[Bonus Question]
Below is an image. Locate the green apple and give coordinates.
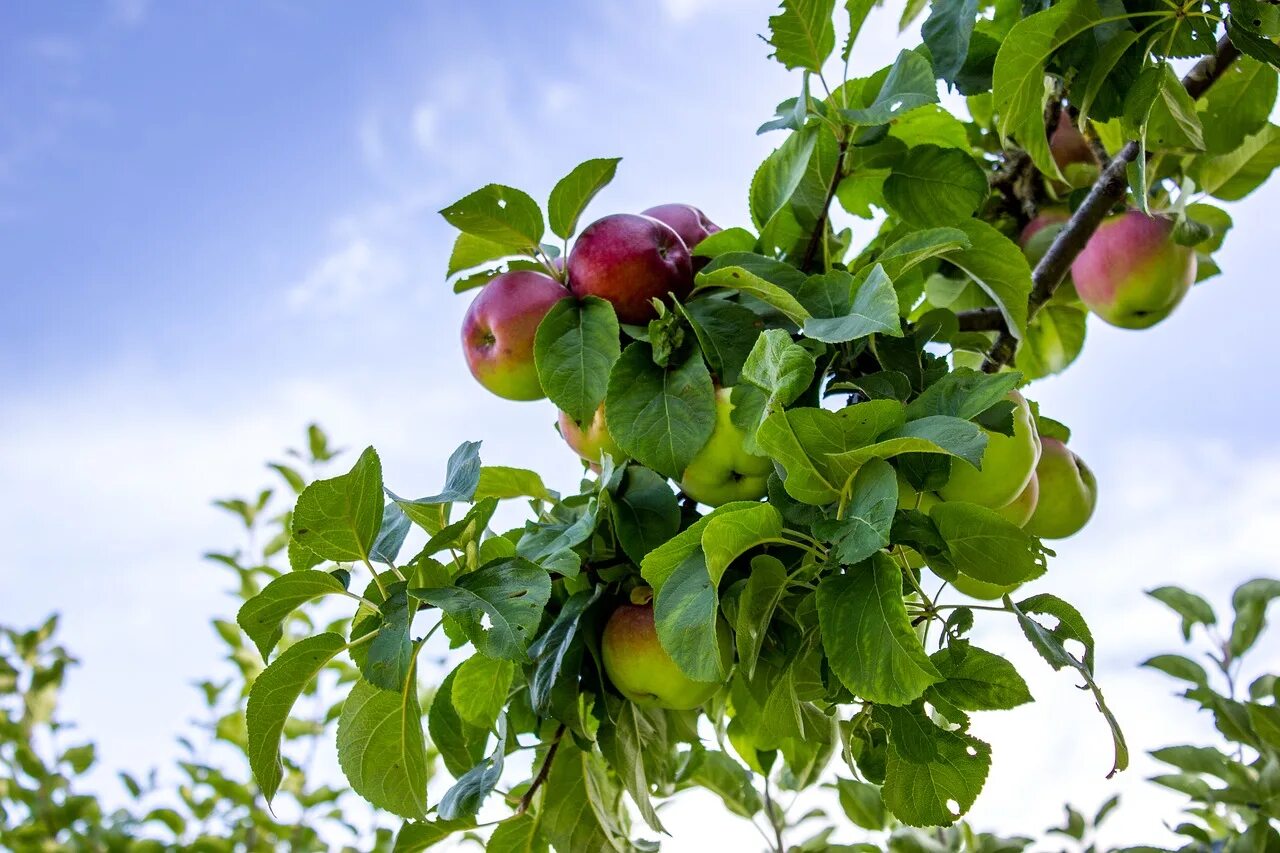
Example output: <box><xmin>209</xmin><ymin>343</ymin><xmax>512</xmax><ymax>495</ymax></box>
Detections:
<box><xmin>994</xmin><ymin>472</ymin><xmax>1039</xmax><ymax>527</ymax></box>
<box><xmin>1026</xmin><ymin>437</ymin><xmax>1097</xmax><ymax>539</ymax></box>
<box><xmin>557</xmin><ymin>403</ymin><xmax>623</xmax><ymax>464</ymax></box>
<box><xmin>679</xmin><ymin>387</ymin><xmax>772</xmax><ymax>506</ymax></box>
<box><xmin>950</xmin><ymin>572</ymin><xmax>1021</xmax><ymax>601</ymax></box>
<box><xmin>938</xmin><ymin>391</ymin><xmax>1042</xmax><ymax>508</ymax></box>
<box><xmin>896</xmin><ymin>472</ymin><xmax>941</xmax><ymax>513</ymax></box>
<box><xmin>601</xmin><ymin>602</ymin><xmax>725</xmax><ymax>710</ymax></box>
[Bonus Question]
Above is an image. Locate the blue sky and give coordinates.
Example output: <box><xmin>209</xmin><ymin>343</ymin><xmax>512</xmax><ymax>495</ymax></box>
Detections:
<box><xmin>2</xmin><ymin>1</ymin><xmax>1278</xmax><ymax>848</ymax></box>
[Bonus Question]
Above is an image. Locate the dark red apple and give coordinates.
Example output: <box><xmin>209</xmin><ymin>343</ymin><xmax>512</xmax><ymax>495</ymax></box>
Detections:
<box><xmin>461</xmin><ymin>270</ymin><xmax>568</xmax><ymax>400</ymax></box>
<box><xmin>567</xmin><ymin>213</ymin><xmax>693</xmax><ymax>324</ymax></box>
<box><xmin>641</xmin><ymin>204</ymin><xmax>721</xmax><ymax>270</ymax></box>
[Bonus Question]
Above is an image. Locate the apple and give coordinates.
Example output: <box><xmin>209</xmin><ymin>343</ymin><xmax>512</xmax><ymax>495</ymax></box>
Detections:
<box><xmin>1049</xmin><ymin>113</ymin><xmax>1100</xmax><ymax>187</ymax></box>
<box><xmin>994</xmin><ymin>473</ymin><xmax>1039</xmax><ymax>527</ymax></box>
<box><xmin>896</xmin><ymin>472</ymin><xmax>940</xmax><ymax>513</ymax></box>
<box><xmin>938</xmin><ymin>391</ymin><xmax>1042</xmax><ymax>509</ymax></box>
<box><xmin>1071</xmin><ymin>211</ymin><xmax>1196</xmax><ymax>329</ymax></box>
<box><xmin>567</xmin><ymin>213</ymin><xmax>693</xmax><ymax>324</ymax></box>
<box><xmin>1026</xmin><ymin>437</ymin><xmax>1097</xmax><ymax>539</ymax></box>
<box><xmin>950</xmin><ymin>572</ymin><xmax>1021</xmax><ymax>601</ymax></box>
<box><xmin>460</xmin><ymin>270</ymin><xmax>569</xmax><ymax>401</ymax></box>
<box><xmin>557</xmin><ymin>403</ymin><xmax>623</xmax><ymax>464</ymax></box>
<box><xmin>640</xmin><ymin>204</ymin><xmax>721</xmax><ymax>270</ymax></box>
<box><xmin>601</xmin><ymin>602</ymin><xmax>724</xmax><ymax>710</ymax></box>
<box><xmin>679</xmin><ymin>388</ymin><xmax>772</xmax><ymax>506</ymax></box>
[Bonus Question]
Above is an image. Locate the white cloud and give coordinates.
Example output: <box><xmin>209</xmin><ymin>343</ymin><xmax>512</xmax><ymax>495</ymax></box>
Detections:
<box><xmin>287</xmin><ymin>236</ymin><xmax>402</xmax><ymax>311</ymax></box>
<box><xmin>660</xmin><ymin>0</ymin><xmax>739</xmax><ymax>23</ymax></box>
<box><xmin>110</xmin><ymin>0</ymin><xmax>150</xmax><ymax>27</ymax></box>
<box><xmin>410</xmin><ymin>103</ymin><xmax>439</xmax><ymax>150</ymax></box>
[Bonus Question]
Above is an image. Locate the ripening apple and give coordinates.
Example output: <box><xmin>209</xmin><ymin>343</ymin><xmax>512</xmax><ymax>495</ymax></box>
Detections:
<box><xmin>641</xmin><ymin>204</ymin><xmax>721</xmax><ymax>270</ymax></box>
<box><xmin>1049</xmin><ymin>113</ymin><xmax>1100</xmax><ymax>187</ymax></box>
<box><xmin>938</xmin><ymin>391</ymin><xmax>1042</xmax><ymax>509</ymax></box>
<box><xmin>601</xmin><ymin>602</ymin><xmax>725</xmax><ymax>710</ymax></box>
<box><xmin>557</xmin><ymin>403</ymin><xmax>623</xmax><ymax>465</ymax></box>
<box><xmin>567</xmin><ymin>213</ymin><xmax>693</xmax><ymax>324</ymax></box>
<box><xmin>1071</xmin><ymin>211</ymin><xmax>1196</xmax><ymax>329</ymax></box>
<box><xmin>995</xmin><ymin>472</ymin><xmax>1039</xmax><ymax>527</ymax></box>
<box><xmin>460</xmin><ymin>270</ymin><xmax>569</xmax><ymax>400</ymax></box>
<box><xmin>679</xmin><ymin>388</ymin><xmax>773</xmax><ymax>506</ymax></box>
<box><xmin>1026</xmin><ymin>437</ymin><xmax>1097</xmax><ymax>539</ymax></box>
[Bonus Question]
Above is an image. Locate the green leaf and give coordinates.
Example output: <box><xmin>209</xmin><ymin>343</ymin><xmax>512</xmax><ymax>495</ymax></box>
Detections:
<box><xmin>1142</xmin><ymin>653</ymin><xmax>1209</xmax><ymax>687</ymax></box>
<box><xmin>818</xmin><ymin>554</ymin><xmax>942</xmax><ymax>705</ymax></box>
<box><xmin>390</xmin><ymin>440</ymin><xmax>482</xmax><ymax>522</ymax></box>
<box><xmin>246</xmin><ymin>633</ymin><xmax>345</xmax><ymax>802</ymax></box>
<box><xmin>1192</xmin><ymin>123</ymin><xmax>1280</xmax><ymax>201</ymax></box>
<box><xmin>813</xmin><ymin>459</ymin><xmax>898</xmax><ymax>564</ymax></box>
<box><xmin>598</xmin><ymin>701</ymin><xmax>665</xmax><ymax>832</ymax></box>
<box><xmin>487</xmin><ymin>813</ymin><xmax>547</xmax><ymax>853</ymax></box>
<box><xmin>639</xmin><ymin>501</ymin><xmax>762</xmax><ymax>592</ymax></box>
<box><xmin>904</xmin><ymin>368</ymin><xmax>1021</xmax><ymax>421</ymax></box>
<box><xmin>605</xmin><ymin>342</ymin><xmax>717</xmax><ymax>479</ymax></box>
<box><xmin>800</xmin><ymin>265</ymin><xmax>903</xmax><ymax>343</ymax></box>
<box><xmin>740</xmin><ymin>328</ymin><xmax>818</xmax><ymax>410</ymax></box>
<box><xmin>1126</xmin><ymin>63</ymin><xmax>1205</xmax><ymax>153</ymax></box>
<box><xmin>451</xmin><ymin>654</ymin><xmax>515</xmax><ymax>732</ymax></box>
<box><xmin>542</xmin><ymin>745</ymin><xmax>630</xmax><ymax>852</ymax></box>
<box><xmin>874</xmin><ymin>227</ymin><xmax>971</xmax><ymax>279</ymax></box>
<box><xmin>292</xmin><ymin>446</ymin><xmax>384</xmax><ymax>564</ymax></box>
<box><xmin>1016</xmin><ymin>304</ymin><xmax>1087</xmax><ymax>380</ymax></box>
<box><xmin>840</xmin><ymin>50</ymin><xmax>939</xmax><ymax>124</ymax></box>
<box><xmin>515</xmin><ymin>500</ymin><xmax>598</xmax><ymax>575</ymax></box>
<box><xmin>825</xmin><ymin>415</ymin><xmax>988</xmax><ymax>484</ymax></box>
<box><xmin>392</xmin><ymin>818</ymin><xmax>475</xmax><ymax>853</ymax></box>
<box><xmin>736</xmin><ymin>555</ymin><xmax>790</xmax><ymax>678</ymax></box>
<box><xmin>337</xmin><ymin>675</ymin><xmax>431</xmax><ymax>820</ymax></box>
<box><xmin>993</xmin><ymin>0</ymin><xmax>1095</xmax><ymax>181</ymax></box>
<box><xmin>420</xmin><ymin>497</ymin><xmax>498</xmax><ymax>557</ymax></box>
<box><xmin>843</xmin><ymin>0</ymin><xmax>876</xmax><ymax>60</ymax></box>
<box><xmin>429</xmin><ymin>667</ymin><xmax>489</xmax><ymax>777</ymax></box>
<box><xmin>371</xmin><ymin>502</ymin><xmax>412</xmax><ymax>566</ymax></box>
<box><xmin>941</xmin><ymin>219</ymin><xmax>1032</xmax><ymax>338</ymax></box>
<box><xmin>534</xmin><ymin>297</ymin><xmax>620</xmax><ymax>425</ymax></box>
<box><xmin>1230</xmin><ymin>577</ymin><xmax>1280</xmax><ymax>657</ymax></box>
<box><xmin>883</xmin><ymin>145</ymin><xmax>987</xmax><ymax>228</ymax></box>
<box><xmin>447</xmin><ymin>232</ymin><xmax>519</xmax><ymax>278</ymax></box>
<box><xmin>1147</xmin><ymin>585</ymin><xmax>1217</xmax><ymax>640</ymax></box>
<box><xmin>695</xmin><ymin>262</ymin><xmax>812</xmax><ymax>326</ymax></box>
<box><xmin>880</xmin><ymin>706</ymin><xmax>991</xmax><ymax>826</ymax></box>
<box><xmin>1197</xmin><ymin>57</ymin><xmax>1278</xmax><ymax>155</ymax></box>
<box><xmin>681</xmin><ymin>297</ymin><xmax>764</xmax><ymax>387</ymax></box>
<box><xmin>236</xmin><ymin>570</ymin><xmax>348</xmax><ymax>661</ymax></box>
<box><xmin>693</xmin><ymin>227</ymin><xmax>758</xmax><ymax>259</ymax></box>
<box><xmin>922</xmin><ymin>0</ymin><xmax>979</xmax><ymax>85</ymax></box>
<box><xmin>548</xmin><ymin>158</ymin><xmax>621</xmax><ymax>240</ymax></box>
<box><xmin>930</xmin><ymin>502</ymin><xmax>1046</xmax><ymax>585</ymax></box>
<box><xmin>767</xmin><ymin>0</ymin><xmax>837</xmax><ymax>72</ymax></box>
<box><xmin>835</xmin><ymin>778</ymin><xmax>888</xmax><ymax>830</ymax></box>
<box><xmin>410</xmin><ymin>558</ymin><xmax>552</xmax><ymax>661</ymax></box>
<box><xmin>679</xmin><ymin>749</ymin><xmax>763</xmax><ymax>816</ymax></box>
<box><xmin>438</xmin><ymin>716</ymin><xmax>507</xmax><ymax>821</ymax></box>
<box><xmin>751</xmin><ymin>125</ymin><xmax>821</xmax><ymax>230</ymax></box>
<box><xmin>475</xmin><ymin>466</ymin><xmax>552</xmax><ymax>502</ymax></box>
<box><xmin>611</xmin><ymin>466</ymin><xmax>681</xmax><ymax>565</ymax></box>
<box><xmin>364</xmin><ymin>586</ymin><xmax>414</xmax><ymax>691</ymax></box>
<box><xmin>928</xmin><ymin>642</ymin><xmax>1033</xmax><ymax>710</ymax></box>
<box><xmin>702</xmin><ymin>503</ymin><xmax>785</xmax><ymax>583</ymax></box>
<box><xmin>440</xmin><ymin>184</ymin><xmax>544</xmax><ymax>250</ymax></box>
<box><xmin>528</xmin><ymin>587</ymin><xmax>601</xmax><ymax>716</ymax></box>
<box><xmin>655</xmin><ymin>551</ymin><xmax>726</xmax><ymax>682</ymax></box>
<box><xmin>1228</xmin><ymin>15</ymin><xmax>1280</xmax><ymax>67</ymax></box>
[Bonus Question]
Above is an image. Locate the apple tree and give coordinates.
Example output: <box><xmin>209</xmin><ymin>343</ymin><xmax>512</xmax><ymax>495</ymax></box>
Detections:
<box><xmin>233</xmin><ymin>0</ymin><xmax>1280</xmax><ymax>848</ymax></box>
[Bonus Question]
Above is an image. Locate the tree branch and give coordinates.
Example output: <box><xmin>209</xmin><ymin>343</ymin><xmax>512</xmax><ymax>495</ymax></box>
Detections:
<box><xmin>957</xmin><ymin>306</ymin><xmax>1006</xmax><ymax>332</ymax></box>
<box><xmin>516</xmin><ymin>723</ymin><xmax>566</xmax><ymax>815</ymax></box>
<box><xmin>800</xmin><ymin>137</ymin><xmax>850</xmax><ymax>272</ymax></box>
<box><xmin>974</xmin><ymin>33</ymin><xmax>1241</xmax><ymax>373</ymax></box>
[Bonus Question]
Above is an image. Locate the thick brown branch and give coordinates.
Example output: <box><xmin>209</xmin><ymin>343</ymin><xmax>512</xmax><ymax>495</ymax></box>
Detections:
<box><xmin>957</xmin><ymin>306</ymin><xmax>1006</xmax><ymax>332</ymax></box>
<box><xmin>516</xmin><ymin>723</ymin><xmax>566</xmax><ymax>815</ymax></box>
<box><xmin>978</xmin><ymin>34</ymin><xmax>1241</xmax><ymax>373</ymax></box>
<box><xmin>800</xmin><ymin>137</ymin><xmax>850</xmax><ymax>272</ymax></box>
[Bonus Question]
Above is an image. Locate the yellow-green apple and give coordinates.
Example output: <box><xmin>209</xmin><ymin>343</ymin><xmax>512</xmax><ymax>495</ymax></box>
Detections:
<box><xmin>601</xmin><ymin>602</ymin><xmax>724</xmax><ymax>710</ymax></box>
<box><xmin>557</xmin><ymin>403</ymin><xmax>623</xmax><ymax>464</ymax></box>
<box><xmin>950</xmin><ymin>572</ymin><xmax>1022</xmax><ymax>601</ymax></box>
<box><xmin>641</xmin><ymin>204</ymin><xmax>721</xmax><ymax>270</ymax></box>
<box><xmin>461</xmin><ymin>270</ymin><xmax>569</xmax><ymax>400</ymax></box>
<box><xmin>938</xmin><ymin>391</ymin><xmax>1042</xmax><ymax>508</ymax></box>
<box><xmin>567</xmin><ymin>213</ymin><xmax>693</xmax><ymax>324</ymax></box>
<box><xmin>1026</xmin><ymin>437</ymin><xmax>1097</xmax><ymax>538</ymax></box>
<box><xmin>679</xmin><ymin>388</ymin><xmax>772</xmax><ymax>506</ymax></box>
<box><xmin>1071</xmin><ymin>211</ymin><xmax>1196</xmax><ymax>329</ymax></box>
<box><xmin>995</xmin><ymin>472</ymin><xmax>1039</xmax><ymax>527</ymax></box>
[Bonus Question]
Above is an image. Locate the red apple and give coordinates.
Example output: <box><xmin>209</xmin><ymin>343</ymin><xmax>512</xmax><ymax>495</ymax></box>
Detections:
<box><xmin>640</xmin><ymin>204</ymin><xmax>721</xmax><ymax>270</ymax></box>
<box><xmin>460</xmin><ymin>270</ymin><xmax>568</xmax><ymax>401</ymax></box>
<box><xmin>567</xmin><ymin>213</ymin><xmax>693</xmax><ymax>324</ymax></box>
<box><xmin>1050</xmin><ymin>113</ymin><xmax>1100</xmax><ymax>186</ymax></box>
<box><xmin>1071</xmin><ymin>211</ymin><xmax>1196</xmax><ymax>329</ymax></box>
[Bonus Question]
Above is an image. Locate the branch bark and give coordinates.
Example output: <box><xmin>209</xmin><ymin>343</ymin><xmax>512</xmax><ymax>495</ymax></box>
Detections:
<box><xmin>972</xmin><ymin>33</ymin><xmax>1241</xmax><ymax>373</ymax></box>
<box><xmin>516</xmin><ymin>723</ymin><xmax>566</xmax><ymax>815</ymax></box>
<box><xmin>800</xmin><ymin>137</ymin><xmax>851</xmax><ymax>272</ymax></box>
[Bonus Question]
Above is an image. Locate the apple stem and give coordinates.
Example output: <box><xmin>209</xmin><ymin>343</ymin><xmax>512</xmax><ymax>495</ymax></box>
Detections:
<box><xmin>963</xmin><ymin>33</ymin><xmax>1241</xmax><ymax>373</ymax></box>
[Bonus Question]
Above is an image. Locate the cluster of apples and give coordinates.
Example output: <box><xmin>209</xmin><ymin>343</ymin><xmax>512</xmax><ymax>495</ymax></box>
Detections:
<box><xmin>1029</xmin><ymin>117</ymin><xmax>1198</xmax><ymax>330</ymax></box>
<box><xmin>899</xmin><ymin>391</ymin><xmax>1097</xmax><ymax>599</ymax></box>
<box><xmin>461</xmin><ymin>203</ymin><xmax>773</xmax><ymax>508</ymax></box>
